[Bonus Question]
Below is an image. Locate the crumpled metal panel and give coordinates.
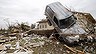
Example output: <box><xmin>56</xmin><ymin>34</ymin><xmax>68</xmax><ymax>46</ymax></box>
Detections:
<box><xmin>47</xmin><ymin>2</ymin><xmax>73</xmax><ymax>20</ymax></box>
<box><xmin>61</xmin><ymin>22</ymin><xmax>87</xmax><ymax>34</ymax></box>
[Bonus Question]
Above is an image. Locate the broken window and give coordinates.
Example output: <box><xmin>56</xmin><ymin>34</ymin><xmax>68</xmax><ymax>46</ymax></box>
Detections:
<box><xmin>47</xmin><ymin>19</ymin><xmax>52</xmax><ymax>26</ymax></box>
<box><xmin>60</xmin><ymin>16</ymin><xmax>76</xmax><ymax>29</ymax></box>
<box><xmin>53</xmin><ymin>16</ymin><xmax>59</xmax><ymax>26</ymax></box>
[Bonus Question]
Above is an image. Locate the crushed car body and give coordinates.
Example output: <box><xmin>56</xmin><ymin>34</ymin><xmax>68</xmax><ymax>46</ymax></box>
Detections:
<box><xmin>45</xmin><ymin>2</ymin><xmax>96</xmax><ymax>45</ymax></box>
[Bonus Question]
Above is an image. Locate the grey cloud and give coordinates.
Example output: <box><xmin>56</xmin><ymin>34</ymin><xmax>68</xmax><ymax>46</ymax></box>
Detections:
<box><xmin>0</xmin><ymin>0</ymin><xmax>96</xmax><ymax>28</ymax></box>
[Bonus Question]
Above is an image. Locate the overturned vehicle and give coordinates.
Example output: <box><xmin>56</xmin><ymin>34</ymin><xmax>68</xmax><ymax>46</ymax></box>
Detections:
<box><xmin>45</xmin><ymin>2</ymin><xmax>96</xmax><ymax>45</ymax></box>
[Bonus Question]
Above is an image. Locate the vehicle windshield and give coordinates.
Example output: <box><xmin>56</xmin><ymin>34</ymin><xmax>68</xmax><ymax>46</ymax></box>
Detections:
<box><xmin>60</xmin><ymin>16</ymin><xmax>76</xmax><ymax>29</ymax></box>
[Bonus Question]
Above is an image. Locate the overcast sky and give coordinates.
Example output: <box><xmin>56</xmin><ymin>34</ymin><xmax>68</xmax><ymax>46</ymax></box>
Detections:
<box><xmin>0</xmin><ymin>0</ymin><xmax>96</xmax><ymax>28</ymax></box>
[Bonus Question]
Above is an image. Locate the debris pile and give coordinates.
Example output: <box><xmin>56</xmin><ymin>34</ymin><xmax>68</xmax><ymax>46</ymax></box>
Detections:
<box><xmin>0</xmin><ymin>2</ymin><xmax>96</xmax><ymax>54</ymax></box>
<box><xmin>0</xmin><ymin>27</ymin><xmax>96</xmax><ymax>54</ymax></box>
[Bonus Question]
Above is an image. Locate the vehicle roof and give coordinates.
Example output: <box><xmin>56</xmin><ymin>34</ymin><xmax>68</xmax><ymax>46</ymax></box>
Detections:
<box><xmin>47</xmin><ymin>2</ymin><xmax>73</xmax><ymax>20</ymax></box>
